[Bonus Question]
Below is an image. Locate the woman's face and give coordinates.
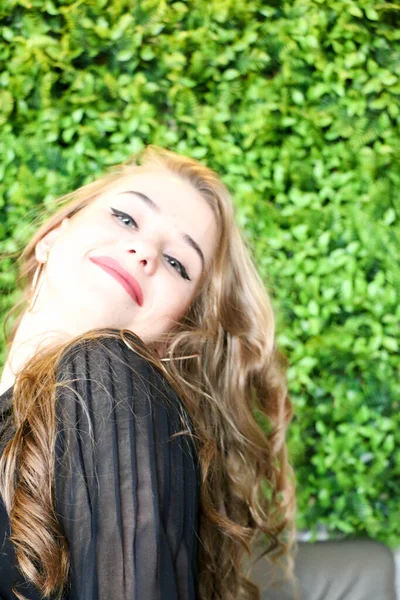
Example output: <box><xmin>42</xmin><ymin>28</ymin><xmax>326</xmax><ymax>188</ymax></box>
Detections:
<box><xmin>33</xmin><ymin>169</ymin><xmax>218</xmax><ymax>345</ymax></box>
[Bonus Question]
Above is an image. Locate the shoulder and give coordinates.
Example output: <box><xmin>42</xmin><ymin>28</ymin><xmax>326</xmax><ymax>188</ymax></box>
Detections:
<box><xmin>57</xmin><ymin>329</ymin><xmax>150</xmax><ymax>382</ymax></box>
<box><xmin>55</xmin><ymin>329</ymin><xmax>194</xmax><ymax>435</ymax></box>
<box><xmin>57</xmin><ymin>330</ymin><xmax>161</xmax><ymax>393</ymax></box>
<box><xmin>54</xmin><ymin>330</ymin><xmax>199</xmax><ymax>484</ymax></box>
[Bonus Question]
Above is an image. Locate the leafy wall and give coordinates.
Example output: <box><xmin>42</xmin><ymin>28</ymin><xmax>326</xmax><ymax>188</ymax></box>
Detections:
<box><xmin>1</xmin><ymin>0</ymin><xmax>399</xmax><ymax>546</ymax></box>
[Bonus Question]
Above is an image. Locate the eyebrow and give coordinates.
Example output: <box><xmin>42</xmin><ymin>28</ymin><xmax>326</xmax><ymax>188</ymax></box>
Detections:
<box><xmin>117</xmin><ymin>190</ymin><xmax>205</xmax><ymax>272</ymax></box>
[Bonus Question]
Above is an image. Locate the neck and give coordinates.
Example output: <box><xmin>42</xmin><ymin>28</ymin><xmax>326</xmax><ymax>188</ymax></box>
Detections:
<box><xmin>0</xmin><ymin>310</ymin><xmax>69</xmax><ymax>394</ymax></box>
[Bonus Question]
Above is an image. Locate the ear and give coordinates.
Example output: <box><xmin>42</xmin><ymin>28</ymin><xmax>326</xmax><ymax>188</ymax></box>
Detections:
<box><xmin>34</xmin><ymin>217</ymin><xmax>70</xmax><ymax>262</ymax></box>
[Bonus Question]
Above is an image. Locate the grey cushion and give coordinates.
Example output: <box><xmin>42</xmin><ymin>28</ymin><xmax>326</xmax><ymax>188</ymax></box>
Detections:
<box><xmin>249</xmin><ymin>538</ymin><xmax>396</xmax><ymax>600</ymax></box>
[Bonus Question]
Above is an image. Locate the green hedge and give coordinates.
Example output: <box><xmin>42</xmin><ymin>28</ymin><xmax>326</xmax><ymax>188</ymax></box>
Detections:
<box><xmin>1</xmin><ymin>0</ymin><xmax>399</xmax><ymax>547</ymax></box>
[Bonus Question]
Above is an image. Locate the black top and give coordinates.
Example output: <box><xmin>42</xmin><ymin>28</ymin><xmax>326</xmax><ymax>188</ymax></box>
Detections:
<box><xmin>0</xmin><ymin>332</ymin><xmax>200</xmax><ymax>599</ymax></box>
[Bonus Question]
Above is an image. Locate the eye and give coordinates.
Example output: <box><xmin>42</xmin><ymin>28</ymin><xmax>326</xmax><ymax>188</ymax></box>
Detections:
<box><xmin>110</xmin><ymin>207</ymin><xmax>191</xmax><ymax>281</ymax></box>
<box><xmin>111</xmin><ymin>207</ymin><xmax>137</xmax><ymax>229</ymax></box>
<box><xmin>164</xmin><ymin>255</ymin><xmax>191</xmax><ymax>281</ymax></box>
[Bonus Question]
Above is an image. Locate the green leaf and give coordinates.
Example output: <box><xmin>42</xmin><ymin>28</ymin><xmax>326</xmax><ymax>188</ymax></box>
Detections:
<box><xmin>116</xmin><ymin>49</ymin><xmax>135</xmax><ymax>62</ymax></box>
<box><xmin>223</xmin><ymin>69</ymin><xmax>240</xmax><ymax>80</ymax></box>
<box><xmin>140</xmin><ymin>47</ymin><xmax>155</xmax><ymax>61</ymax></box>
<box><xmin>348</xmin><ymin>5</ymin><xmax>363</xmax><ymax>18</ymax></box>
<box><xmin>365</xmin><ymin>8</ymin><xmax>379</xmax><ymax>20</ymax></box>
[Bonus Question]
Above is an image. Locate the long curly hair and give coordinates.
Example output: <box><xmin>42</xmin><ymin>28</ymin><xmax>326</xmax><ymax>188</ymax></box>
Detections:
<box><xmin>0</xmin><ymin>145</ymin><xmax>296</xmax><ymax>600</ymax></box>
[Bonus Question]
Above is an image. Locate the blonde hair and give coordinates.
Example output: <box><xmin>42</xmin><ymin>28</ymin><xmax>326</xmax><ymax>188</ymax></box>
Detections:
<box><xmin>0</xmin><ymin>145</ymin><xmax>296</xmax><ymax>600</ymax></box>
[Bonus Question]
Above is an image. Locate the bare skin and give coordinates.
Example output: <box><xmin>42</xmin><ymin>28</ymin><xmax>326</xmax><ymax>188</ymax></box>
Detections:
<box><xmin>0</xmin><ymin>170</ymin><xmax>218</xmax><ymax>395</ymax></box>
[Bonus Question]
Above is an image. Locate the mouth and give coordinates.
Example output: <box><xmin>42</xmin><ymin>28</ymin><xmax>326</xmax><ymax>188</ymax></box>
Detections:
<box><xmin>89</xmin><ymin>256</ymin><xmax>143</xmax><ymax>306</ymax></box>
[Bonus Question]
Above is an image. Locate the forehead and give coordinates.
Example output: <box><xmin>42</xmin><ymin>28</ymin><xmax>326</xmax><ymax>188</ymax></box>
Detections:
<box><xmin>102</xmin><ymin>170</ymin><xmax>204</xmax><ymax>206</ymax></box>
<box><xmin>93</xmin><ymin>169</ymin><xmax>218</xmax><ymax>259</ymax></box>
<box><xmin>100</xmin><ymin>169</ymin><xmax>213</xmax><ymax>219</ymax></box>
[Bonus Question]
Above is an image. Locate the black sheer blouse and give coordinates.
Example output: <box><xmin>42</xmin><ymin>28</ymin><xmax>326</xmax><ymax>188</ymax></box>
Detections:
<box><xmin>0</xmin><ymin>332</ymin><xmax>200</xmax><ymax>599</ymax></box>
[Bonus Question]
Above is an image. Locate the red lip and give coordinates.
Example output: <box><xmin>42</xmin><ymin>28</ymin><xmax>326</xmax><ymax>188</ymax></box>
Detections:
<box><xmin>89</xmin><ymin>256</ymin><xmax>143</xmax><ymax>306</ymax></box>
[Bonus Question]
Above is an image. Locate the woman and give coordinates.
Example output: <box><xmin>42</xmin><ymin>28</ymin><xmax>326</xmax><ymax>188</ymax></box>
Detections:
<box><xmin>0</xmin><ymin>146</ymin><xmax>295</xmax><ymax>600</ymax></box>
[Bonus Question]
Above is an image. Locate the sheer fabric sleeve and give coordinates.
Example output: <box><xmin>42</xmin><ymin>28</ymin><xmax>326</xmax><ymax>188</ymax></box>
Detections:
<box><xmin>54</xmin><ymin>333</ymin><xmax>200</xmax><ymax>600</ymax></box>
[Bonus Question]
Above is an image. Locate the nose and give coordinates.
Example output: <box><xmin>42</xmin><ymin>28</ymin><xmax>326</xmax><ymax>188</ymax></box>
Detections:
<box><xmin>127</xmin><ymin>240</ymin><xmax>158</xmax><ymax>275</ymax></box>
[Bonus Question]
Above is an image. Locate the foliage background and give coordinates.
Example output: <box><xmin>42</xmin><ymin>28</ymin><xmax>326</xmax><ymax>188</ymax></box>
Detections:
<box><xmin>1</xmin><ymin>0</ymin><xmax>399</xmax><ymax>547</ymax></box>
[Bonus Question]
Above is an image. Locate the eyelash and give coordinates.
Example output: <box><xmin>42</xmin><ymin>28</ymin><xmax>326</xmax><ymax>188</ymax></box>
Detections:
<box><xmin>110</xmin><ymin>207</ymin><xmax>191</xmax><ymax>281</ymax></box>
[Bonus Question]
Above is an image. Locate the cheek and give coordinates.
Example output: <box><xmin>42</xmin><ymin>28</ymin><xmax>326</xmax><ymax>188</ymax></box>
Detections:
<box><xmin>153</xmin><ymin>279</ymin><xmax>193</xmax><ymax>319</ymax></box>
<box><xmin>45</xmin><ymin>246</ymin><xmax>78</xmax><ymax>294</ymax></box>
<box><xmin>46</xmin><ymin>230</ymin><xmax>90</xmax><ymax>284</ymax></box>
<box><xmin>50</xmin><ymin>219</ymin><xmax>107</xmax><ymax>265</ymax></box>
